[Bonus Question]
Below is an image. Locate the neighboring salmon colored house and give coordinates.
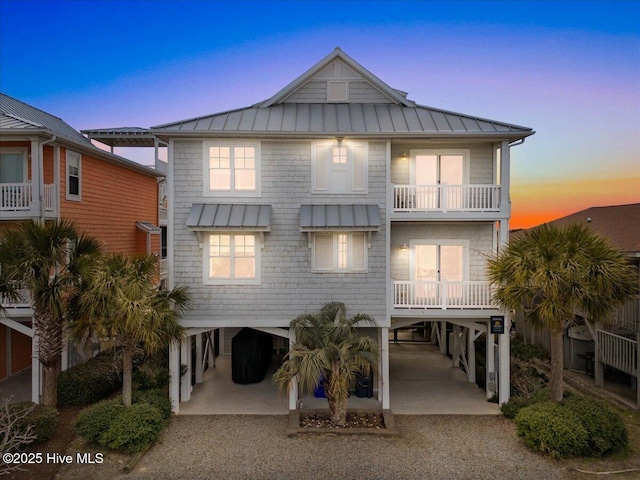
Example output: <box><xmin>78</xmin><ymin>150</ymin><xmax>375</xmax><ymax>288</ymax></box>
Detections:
<box><xmin>0</xmin><ymin>93</ymin><xmax>165</xmax><ymax>401</ymax></box>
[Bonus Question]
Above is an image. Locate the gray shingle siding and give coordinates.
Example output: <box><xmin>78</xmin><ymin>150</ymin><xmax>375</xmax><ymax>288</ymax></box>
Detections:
<box><xmin>173</xmin><ymin>140</ymin><xmax>387</xmax><ymax>327</ymax></box>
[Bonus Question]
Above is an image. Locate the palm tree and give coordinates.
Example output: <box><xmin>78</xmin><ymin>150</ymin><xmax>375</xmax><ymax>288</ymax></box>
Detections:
<box><xmin>273</xmin><ymin>302</ymin><xmax>378</xmax><ymax>426</ymax></box>
<box><xmin>0</xmin><ymin>220</ymin><xmax>101</xmax><ymax>406</ymax></box>
<box><xmin>487</xmin><ymin>223</ymin><xmax>638</xmax><ymax>402</ymax></box>
<box><xmin>69</xmin><ymin>254</ymin><xmax>189</xmax><ymax>406</ymax></box>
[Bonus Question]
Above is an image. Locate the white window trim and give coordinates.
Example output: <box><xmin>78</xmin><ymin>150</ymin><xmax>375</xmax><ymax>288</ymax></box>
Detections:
<box><xmin>203</xmin><ymin>232</ymin><xmax>261</xmax><ymax>285</ymax></box>
<box><xmin>409</xmin><ymin>148</ymin><xmax>471</xmax><ymax>185</ymax></box>
<box><xmin>409</xmin><ymin>239</ymin><xmax>470</xmax><ymax>281</ymax></box>
<box><xmin>65</xmin><ymin>150</ymin><xmax>81</xmax><ymax>201</ymax></box>
<box><xmin>202</xmin><ymin>141</ymin><xmax>261</xmax><ymax>197</ymax></box>
<box><xmin>311</xmin><ymin>140</ymin><xmax>368</xmax><ymax>194</ymax></box>
<box><xmin>0</xmin><ymin>147</ymin><xmax>28</xmax><ymax>182</ymax></box>
<box><xmin>312</xmin><ymin>231</ymin><xmax>368</xmax><ymax>273</ymax></box>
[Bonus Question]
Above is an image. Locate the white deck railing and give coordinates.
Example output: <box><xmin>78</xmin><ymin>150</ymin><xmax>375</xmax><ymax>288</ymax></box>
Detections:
<box><xmin>1</xmin><ymin>183</ymin><xmax>55</xmax><ymax>212</ymax></box>
<box><xmin>597</xmin><ymin>330</ymin><xmax>637</xmax><ymax>376</ymax></box>
<box><xmin>394</xmin><ymin>184</ymin><xmax>501</xmax><ymax>212</ymax></box>
<box><xmin>1</xmin><ymin>288</ymin><xmax>32</xmax><ymax>309</ymax></box>
<box><xmin>393</xmin><ymin>281</ymin><xmax>495</xmax><ymax>309</ymax></box>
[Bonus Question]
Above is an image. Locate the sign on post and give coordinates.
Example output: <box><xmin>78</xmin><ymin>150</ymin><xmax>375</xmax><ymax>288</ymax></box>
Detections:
<box><xmin>490</xmin><ymin>315</ymin><xmax>505</xmax><ymax>334</ymax></box>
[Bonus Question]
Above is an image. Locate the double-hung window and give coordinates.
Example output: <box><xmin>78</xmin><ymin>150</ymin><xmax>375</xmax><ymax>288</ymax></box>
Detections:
<box><xmin>66</xmin><ymin>150</ymin><xmax>81</xmax><ymax>201</ymax></box>
<box><xmin>204</xmin><ymin>142</ymin><xmax>260</xmax><ymax>196</ymax></box>
<box><xmin>313</xmin><ymin>232</ymin><xmax>367</xmax><ymax>273</ymax></box>
<box><xmin>312</xmin><ymin>141</ymin><xmax>367</xmax><ymax>194</ymax></box>
<box><xmin>205</xmin><ymin>233</ymin><xmax>260</xmax><ymax>285</ymax></box>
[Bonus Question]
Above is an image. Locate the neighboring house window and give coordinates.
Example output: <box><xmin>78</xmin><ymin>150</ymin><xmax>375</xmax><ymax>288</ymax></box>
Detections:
<box><xmin>0</xmin><ymin>147</ymin><xmax>28</xmax><ymax>210</ymax></box>
<box><xmin>312</xmin><ymin>141</ymin><xmax>367</xmax><ymax>194</ymax></box>
<box><xmin>204</xmin><ymin>233</ymin><xmax>261</xmax><ymax>285</ymax></box>
<box><xmin>312</xmin><ymin>232</ymin><xmax>367</xmax><ymax>273</ymax></box>
<box><xmin>66</xmin><ymin>151</ymin><xmax>81</xmax><ymax>201</ymax></box>
<box><xmin>204</xmin><ymin>142</ymin><xmax>261</xmax><ymax>196</ymax></box>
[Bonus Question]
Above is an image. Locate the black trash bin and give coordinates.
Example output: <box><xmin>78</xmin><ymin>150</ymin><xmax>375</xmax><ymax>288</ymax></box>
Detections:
<box><xmin>231</xmin><ymin>328</ymin><xmax>273</xmax><ymax>384</ymax></box>
<box><xmin>355</xmin><ymin>369</ymin><xmax>374</xmax><ymax>398</ymax></box>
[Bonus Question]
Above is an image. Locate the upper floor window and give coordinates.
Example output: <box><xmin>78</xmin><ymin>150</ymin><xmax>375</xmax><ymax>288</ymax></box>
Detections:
<box><xmin>66</xmin><ymin>150</ymin><xmax>81</xmax><ymax>201</ymax></box>
<box><xmin>312</xmin><ymin>141</ymin><xmax>367</xmax><ymax>194</ymax></box>
<box><xmin>312</xmin><ymin>232</ymin><xmax>367</xmax><ymax>273</ymax></box>
<box><xmin>204</xmin><ymin>233</ymin><xmax>261</xmax><ymax>285</ymax></box>
<box><xmin>204</xmin><ymin>142</ymin><xmax>261</xmax><ymax>197</ymax></box>
<box><xmin>0</xmin><ymin>147</ymin><xmax>27</xmax><ymax>184</ymax></box>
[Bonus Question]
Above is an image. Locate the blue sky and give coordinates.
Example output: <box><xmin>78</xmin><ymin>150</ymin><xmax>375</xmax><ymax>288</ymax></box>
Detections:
<box><xmin>1</xmin><ymin>0</ymin><xmax>638</xmax><ymax>227</ymax></box>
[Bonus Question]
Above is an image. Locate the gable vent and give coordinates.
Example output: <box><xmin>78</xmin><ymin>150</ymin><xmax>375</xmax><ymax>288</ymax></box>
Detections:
<box><xmin>328</xmin><ymin>81</ymin><xmax>348</xmax><ymax>102</ymax></box>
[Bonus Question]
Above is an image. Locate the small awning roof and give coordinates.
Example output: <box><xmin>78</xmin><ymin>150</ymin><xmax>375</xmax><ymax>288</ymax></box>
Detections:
<box><xmin>136</xmin><ymin>221</ymin><xmax>161</xmax><ymax>233</ymax></box>
<box><xmin>300</xmin><ymin>205</ymin><xmax>380</xmax><ymax>231</ymax></box>
<box><xmin>186</xmin><ymin>204</ymin><xmax>271</xmax><ymax>231</ymax></box>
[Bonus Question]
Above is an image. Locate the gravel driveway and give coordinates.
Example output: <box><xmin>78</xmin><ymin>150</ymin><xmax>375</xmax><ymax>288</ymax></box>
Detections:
<box><xmin>60</xmin><ymin>414</ymin><xmax>569</xmax><ymax>480</ymax></box>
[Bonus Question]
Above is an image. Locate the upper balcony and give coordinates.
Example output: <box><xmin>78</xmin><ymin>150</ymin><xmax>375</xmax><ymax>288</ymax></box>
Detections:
<box><xmin>391</xmin><ymin>184</ymin><xmax>504</xmax><ymax>221</ymax></box>
<box><xmin>392</xmin><ymin>280</ymin><xmax>499</xmax><ymax>318</ymax></box>
<box><xmin>0</xmin><ymin>183</ymin><xmax>57</xmax><ymax>220</ymax></box>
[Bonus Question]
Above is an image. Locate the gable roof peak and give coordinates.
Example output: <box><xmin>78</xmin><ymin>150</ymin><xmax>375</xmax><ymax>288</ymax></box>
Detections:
<box><xmin>259</xmin><ymin>48</ymin><xmax>415</xmax><ymax>108</ymax></box>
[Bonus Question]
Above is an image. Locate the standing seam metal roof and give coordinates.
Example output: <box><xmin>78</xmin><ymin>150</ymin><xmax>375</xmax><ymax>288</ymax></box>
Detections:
<box><xmin>151</xmin><ymin>103</ymin><xmax>532</xmax><ymax>136</ymax></box>
<box><xmin>300</xmin><ymin>205</ymin><xmax>381</xmax><ymax>230</ymax></box>
<box><xmin>186</xmin><ymin>204</ymin><xmax>272</xmax><ymax>231</ymax></box>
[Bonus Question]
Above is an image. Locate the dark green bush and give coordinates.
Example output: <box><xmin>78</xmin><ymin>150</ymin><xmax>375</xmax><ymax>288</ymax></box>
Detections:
<box><xmin>57</xmin><ymin>349</ymin><xmax>123</xmax><ymax>406</ymax></box>
<box><xmin>133</xmin><ymin>389</ymin><xmax>172</xmax><ymax>420</ymax></box>
<box><xmin>515</xmin><ymin>401</ymin><xmax>589</xmax><ymax>458</ymax></box>
<box><xmin>74</xmin><ymin>399</ymin><xmax>124</xmax><ymax>444</ymax></box>
<box><xmin>99</xmin><ymin>404</ymin><xmax>165</xmax><ymax>454</ymax></box>
<box><xmin>501</xmin><ymin>389</ymin><xmax>551</xmax><ymax>419</ymax></box>
<box><xmin>563</xmin><ymin>395</ymin><xmax>628</xmax><ymax>456</ymax></box>
<box><xmin>511</xmin><ymin>338</ymin><xmax>549</xmax><ymax>361</ymax></box>
<box><xmin>9</xmin><ymin>402</ymin><xmax>58</xmax><ymax>443</ymax></box>
<box><xmin>132</xmin><ymin>357</ymin><xmax>170</xmax><ymax>391</ymax></box>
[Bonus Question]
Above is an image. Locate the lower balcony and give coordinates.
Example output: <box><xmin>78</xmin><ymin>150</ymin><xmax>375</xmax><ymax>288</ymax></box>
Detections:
<box><xmin>393</xmin><ymin>280</ymin><xmax>496</xmax><ymax>310</ymax></box>
<box><xmin>0</xmin><ymin>183</ymin><xmax>56</xmax><ymax>219</ymax></box>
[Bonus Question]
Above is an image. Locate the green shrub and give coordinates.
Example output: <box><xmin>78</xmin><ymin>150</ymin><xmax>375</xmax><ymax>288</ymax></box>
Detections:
<box><xmin>501</xmin><ymin>389</ymin><xmax>551</xmax><ymax>419</ymax></box>
<box><xmin>515</xmin><ymin>401</ymin><xmax>589</xmax><ymax>458</ymax></box>
<box><xmin>99</xmin><ymin>404</ymin><xmax>165</xmax><ymax>454</ymax></box>
<box><xmin>8</xmin><ymin>402</ymin><xmax>58</xmax><ymax>443</ymax></box>
<box><xmin>58</xmin><ymin>349</ymin><xmax>123</xmax><ymax>406</ymax></box>
<box><xmin>74</xmin><ymin>399</ymin><xmax>124</xmax><ymax>444</ymax></box>
<box><xmin>133</xmin><ymin>389</ymin><xmax>172</xmax><ymax>420</ymax></box>
<box><xmin>563</xmin><ymin>395</ymin><xmax>628</xmax><ymax>456</ymax></box>
<box><xmin>511</xmin><ymin>338</ymin><xmax>549</xmax><ymax>361</ymax></box>
<box><xmin>132</xmin><ymin>359</ymin><xmax>170</xmax><ymax>391</ymax></box>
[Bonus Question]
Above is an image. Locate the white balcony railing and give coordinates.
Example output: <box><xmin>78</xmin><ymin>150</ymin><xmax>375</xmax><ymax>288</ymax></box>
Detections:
<box><xmin>1</xmin><ymin>288</ymin><xmax>32</xmax><ymax>309</ymax></box>
<box><xmin>1</xmin><ymin>183</ymin><xmax>55</xmax><ymax>212</ymax></box>
<box><xmin>393</xmin><ymin>281</ymin><xmax>495</xmax><ymax>309</ymax></box>
<box><xmin>597</xmin><ymin>330</ymin><xmax>637</xmax><ymax>376</ymax></box>
<box><xmin>394</xmin><ymin>184</ymin><xmax>501</xmax><ymax>212</ymax></box>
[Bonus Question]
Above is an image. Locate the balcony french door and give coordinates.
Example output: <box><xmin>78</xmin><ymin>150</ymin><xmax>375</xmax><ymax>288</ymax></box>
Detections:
<box><xmin>412</xmin><ymin>241</ymin><xmax>466</xmax><ymax>301</ymax></box>
<box><xmin>411</xmin><ymin>152</ymin><xmax>464</xmax><ymax>209</ymax></box>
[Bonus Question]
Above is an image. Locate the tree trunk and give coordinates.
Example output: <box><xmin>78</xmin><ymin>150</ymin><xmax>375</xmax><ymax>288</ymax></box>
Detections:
<box><xmin>122</xmin><ymin>345</ymin><xmax>133</xmax><ymax>406</ymax></box>
<box><xmin>42</xmin><ymin>364</ymin><xmax>57</xmax><ymax>407</ymax></box>
<box><xmin>549</xmin><ymin>329</ymin><xmax>564</xmax><ymax>402</ymax></box>
<box><xmin>329</xmin><ymin>398</ymin><xmax>347</xmax><ymax>426</ymax></box>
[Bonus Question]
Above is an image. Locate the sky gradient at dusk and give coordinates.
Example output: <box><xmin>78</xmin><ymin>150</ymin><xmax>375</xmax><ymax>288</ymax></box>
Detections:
<box><xmin>1</xmin><ymin>0</ymin><xmax>638</xmax><ymax>229</ymax></box>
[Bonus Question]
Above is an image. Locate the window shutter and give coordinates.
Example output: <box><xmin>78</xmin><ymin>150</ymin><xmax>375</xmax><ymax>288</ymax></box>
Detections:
<box><xmin>352</xmin><ymin>145</ymin><xmax>365</xmax><ymax>191</ymax></box>
<box><xmin>314</xmin><ymin>233</ymin><xmax>333</xmax><ymax>270</ymax></box>
<box><xmin>314</xmin><ymin>145</ymin><xmax>328</xmax><ymax>191</ymax></box>
<box><xmin>351</xmin><ymin>233</ymin><xmax>366</xmax><ymax>271</ymax></box>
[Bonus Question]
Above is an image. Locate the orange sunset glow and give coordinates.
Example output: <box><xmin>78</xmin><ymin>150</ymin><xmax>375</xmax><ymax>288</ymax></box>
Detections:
<box><xmin>510</xmin><ymin>174</ymin><xmax>640</xmax><ymax>229</ymax></box>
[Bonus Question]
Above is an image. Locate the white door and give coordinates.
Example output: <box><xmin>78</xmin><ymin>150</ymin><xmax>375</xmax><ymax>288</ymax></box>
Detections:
<box><xmin>413</xmin><ymin>243</ymin><xmax>465</xmax><ymax>302</ymax></box>
<box><xmin>412</xmin><ymin>153</ymin><xmax>464</xmax><ymax>209</ymax></box>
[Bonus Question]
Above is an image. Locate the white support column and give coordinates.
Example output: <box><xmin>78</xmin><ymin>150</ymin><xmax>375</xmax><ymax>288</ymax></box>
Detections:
<box><xmin>430</xmin><ymin>322</ymin><xmax>438</xmax><ymax>345</ymax></box>
<box><xmin>499</xmin><ymin>140</ymin><xmax>511</xmax><ymax>218</ymax></box>
<box><xmin>468</xmin><ymin>326</ymin><xmax>476</xmax><ymax>384</ymax></box>
<box><xmin>30</xmin><ymin>140</ymin><xmax>42</xmax><ymax>220</ymax></box>
<box><xmin>498</xmin><ymin>314</ymin><xmax>511</xmax><ymax>405</ymax></box>
<box><xmin>180</xmin><ymin>336</ymin><xmax>191</xmax><ymax>402</ymax></box>
<box><xmin>31</xmin><ymin>330</ymin><xmax>40</xmax><ymax>404</ymax></box>
<box><xmin>169</xmin><ymin>342</ymin><xmax>180</xmax><ymax>413</ymax></box>
<box><xmin>439</xmin><ymin>321</ymin><xmax>447</xmax><ymax>354</ymax></box>
<box><xmin>452</xmin><ymin>326</ymin><xmax>460</xmax><ymax>367</ymax></box>
<box><xmin>208</xmin><ymin>330</ymin><xmax>216</xmax><ymax>367</ymax></box>
<box><xmin>486</xmin><ymin>329</ymin><xmax>496</xmax><ymax>400</ymax></box>
<box><xmin>288</xmin><ymin>329</ymin><xmax>298</xmax><ymax>411</ymax></box>
<box><xmin>594</xmin><ymin>322</ymin><xmax>604</xmax><ymax>388</ymax></box>
<box><xmin>219</xmin><ymin>328</ymin><xmax>225</xmax><ymax>355</ymax></box>
<box><xmin>195</xmin><ymin>333</ymin><xmax>203</xmax><ymax>383</ymax></box>
<box><xmin>381</xmin><ymin>327</ymin><xmax>390</xmax><ymax>410</ymax></box>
